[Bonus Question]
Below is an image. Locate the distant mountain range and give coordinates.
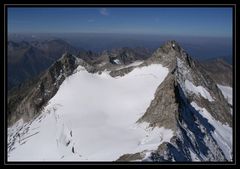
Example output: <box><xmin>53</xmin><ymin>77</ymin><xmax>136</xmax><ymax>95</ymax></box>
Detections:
<box><xmin>7</xmin><ymin>39</ymin><xmax>152</xmax><ymax>91</ymax></box>
<box><xmin>200</xmin><ymin>58</ymin><xmax>232</xmax><ymax>86</ymax></box>
<box><xmin>7</xmin><ymin>37</ymin><xmax>232</xmax><ymax>92</ymax></box>
<box><xmin>8</xmin><ymin>39</ymin><xmax>79</xmax><ymax>90</ymax></box>
<box><xmin>9</xmin><ymin>33</ymin><xmax>232</xmax><ymax>59</ymax></box>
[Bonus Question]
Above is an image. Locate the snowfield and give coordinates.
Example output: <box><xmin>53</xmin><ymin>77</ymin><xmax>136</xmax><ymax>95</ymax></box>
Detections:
<box><xmin>185</xmin><ymin>80</ymin><xmax>214</xmax><ymax>102</ymax></box>
<box><xmin>217</xmin><ymin>84</ymin><xmax>232</xmax><ymax>105</ymax></box>
<box><xmin>191</xmin><ymin>102</ymin><xmax>232</xmax><ymax>161</ymax></box>
<box><xmin>8</xmin><ymin>63</ymin><xmax>173</xmax><ymax>161</ymax></box>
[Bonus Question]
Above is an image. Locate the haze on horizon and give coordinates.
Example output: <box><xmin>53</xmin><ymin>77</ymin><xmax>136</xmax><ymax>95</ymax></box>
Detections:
<box><xmin>7</xmin><ymin>7</ymin><xmax>233</xmax><ymax>62</ymax></box>
<box><xmin>8</xmin><ymin>7</ymin><xmax>232</xmax><ymax>38</ymax></box>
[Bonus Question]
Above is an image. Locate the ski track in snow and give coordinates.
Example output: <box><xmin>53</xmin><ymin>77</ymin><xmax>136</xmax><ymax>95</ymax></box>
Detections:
<box><xmin>8</xmin><ymin>63</ymin><xmax>174</xmax><ymax>161</ymax></box>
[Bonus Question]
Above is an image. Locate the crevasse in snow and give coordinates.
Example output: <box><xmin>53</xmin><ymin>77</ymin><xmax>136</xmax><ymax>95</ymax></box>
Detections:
<box><xmin>8</xmin><ymin>63</ymin><xmax>173</xmax><ymax>161</ymax></box>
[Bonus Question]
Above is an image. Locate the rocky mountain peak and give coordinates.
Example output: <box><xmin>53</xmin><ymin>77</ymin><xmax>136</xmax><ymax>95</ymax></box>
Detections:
<box><xmin>146</xmin><ymin>40</ymin><xmax>194</xmax><ymax>72</ymax></box>
<box><xmin>132</xmin><ymin>41</ymin><xmax>233</xmax><ymax>161</ymax></box>
<box><xmin>7</xmin><ymin>40</ymin><xmax>233</xmax><ymax>162</ymax></box>
<box><xmin>144</xmin><ymin>40</ymin><xmax>231</xmax><ymax>128</ymax></box>
<box><xmin>161</xmin><ymin>40</ymin><xmax>181</xmax><ymax>52</ymax></box>
<box><xmin>7</xmin><ymin>52</ymin><xmax>94</xmax><ymax>126</ymax></box>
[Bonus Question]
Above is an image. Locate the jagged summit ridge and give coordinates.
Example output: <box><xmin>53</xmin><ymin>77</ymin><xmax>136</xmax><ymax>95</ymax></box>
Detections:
<box><xmin>136</xmin><ymin>40</ymin><xmax>232</xmax><ymax>162</ymax></box>
<box><xmin>144</xmin><ymin>40</ymin><xmax>193</xmax><ymax>74</ymax></box>
<box><xmin>140</xmin><ymin>40</ymin><xmax>231</xmax><ymax>128</ymax></box>
<box><xmin>7</xmin><ymin>52</ymin><xmax>96</xmax><ymax>126</ymax></box>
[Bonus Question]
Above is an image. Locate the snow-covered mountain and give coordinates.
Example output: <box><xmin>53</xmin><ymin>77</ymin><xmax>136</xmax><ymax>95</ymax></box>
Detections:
<box><xmin>7</xmin><ymin>40</ymin><xmax>233</xmax><ymax>162</ymax></box>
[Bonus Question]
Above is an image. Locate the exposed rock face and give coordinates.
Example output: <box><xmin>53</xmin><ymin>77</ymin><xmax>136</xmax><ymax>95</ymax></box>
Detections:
<box><xmin>106</xmin><ymin>47</ymin><xmax>150</xmax><ymax>65</ymax></box>
<box><xmin>199</xmin><ymin>58</ymin><xmax>232</xmax><ymax>86</ymax></box>
<box><xmin>117</xmin><ymin>152</ymin><xmax>145</xmax><ymax>161</ymax></box>
<box><xmin>7</xmin><ymin>53</ymin><xmax>95</xmax><ymax>126</ymax></box>
<box><xmin>121</xmin><ymin>40</ymin><xmax>232</xmax><ymax>161</ymax></box>
<box><xmin>140</xmin><ymin>40</ymin><xmax>231</xmax><ymax>128</ymax></box>
<box><xmin>77</xmin><ymin>50</ymin><xmax>99</xmax><ymax>64</ymax></box>
<box><xmin>7</xmin><ymin>46</ymin><xmax>149</xmax><ymax>126</ymax></box>
<box><xmin>137</xmin><ymin>74</ymin><xmax>179</xmax><ymax>131</ymax></box>
<box><xmin>109</xmin><ymin>67</ymin><xmax>135</xmax><ymax>77</ymax></box>
<box><xmin>93</xmin><ymin>47</ymin><xmax>150</xmax><ymax>71</ymax></box>
<box><xmin>7</xmin><ymin>40</ymin><xmax>233</xmax><ymax>162</ymax></box>
<box><xmin>148</xmin><ymin>85</ymin><xmax>227</xmax><ymax>162</ymax></box>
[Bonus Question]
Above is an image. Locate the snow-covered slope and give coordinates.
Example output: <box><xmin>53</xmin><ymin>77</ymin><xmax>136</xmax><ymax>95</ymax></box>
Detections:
<box><xmin>217</xmin><ymin>84</ymin><xmax>232</xmax><ymax>105</ymax></box>
<box><xmin>8</xmin><ymin>63</ymin><xmax>172</xmax><ymax>161</ymax></box>
<box><xmin>185</xmin><ymin>80</ymin><xmax>214</xmax><ymax>102</ymax></box>
<box><xmin>191</xmin><ymin>102</ymin><xmax>232</xmax><ymax>161</ymax></box>
<box><xmin>133</xmin><ymin>40</ymin><xmax>232</xmax><ymax>162</ymax></box>
<box><xmin>7</xmin><ymin>40</ymin><xmax>233</xmax><ymax>162</ymax></box>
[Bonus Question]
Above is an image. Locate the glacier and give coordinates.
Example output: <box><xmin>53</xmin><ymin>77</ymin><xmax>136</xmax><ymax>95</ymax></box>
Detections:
<box><xmin>8</xmin><ymin>63</ymin><xmax>173</xmax><ymax>161</ymax></box>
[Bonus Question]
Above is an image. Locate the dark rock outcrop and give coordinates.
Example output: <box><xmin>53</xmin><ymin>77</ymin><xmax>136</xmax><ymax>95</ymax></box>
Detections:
<box><xmin>116</xmin><ymin>152</ymin><xmax>145</xmax><ymax>161</ymax></box>
<box><xmin>137</xmin><ymin>74</ymin><xmax>179</xmax><ymax>131</ymax></box>
<box><xmin>120</xmin><ymin>40</ymin><xmax>232</xmax><ymax>162</ymax></box>
<box><xmin>7</xmin><ymin>52</ymin><xmax>94</xmax><ymax>126</ymax></box>
<box><xmin>139</xmin><ymin>40</ymin><xmax>231</xmax><ymax>128</ymax></box>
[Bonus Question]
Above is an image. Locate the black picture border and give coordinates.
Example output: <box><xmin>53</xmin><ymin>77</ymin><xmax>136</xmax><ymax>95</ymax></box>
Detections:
<box><xmin>3</xmin><ymin>3</ymin><xmax>237</xmax><ymax>166</ymax></box>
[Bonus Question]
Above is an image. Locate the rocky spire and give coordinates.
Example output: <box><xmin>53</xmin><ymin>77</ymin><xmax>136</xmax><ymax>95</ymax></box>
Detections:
<box><xmin>140</xmin><ymin>40</ymin><xmax>231</xmax><ymax>129</ymax></box>
<box><xmin>133</xmin><ymin>40</ymin><xmax>233</xmax><ymax>161</ymax></box>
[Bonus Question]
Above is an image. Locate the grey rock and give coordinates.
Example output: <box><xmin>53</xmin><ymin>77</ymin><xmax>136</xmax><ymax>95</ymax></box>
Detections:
<box><xmin>119</xmin><ymin>40</ymin><xmax>232</xmax><ymax>162</ymax></box>
<box><xmin>7</xmin><ymin>52</ymin><xmax>95</xmax><ymax>126</ymax></box>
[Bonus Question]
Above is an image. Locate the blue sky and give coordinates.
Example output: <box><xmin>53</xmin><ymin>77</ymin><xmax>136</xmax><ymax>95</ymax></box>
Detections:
<box><xmin>8</xmin><ymin>7</ymin><xmax>232</xmax><ymax>37</ymax></box>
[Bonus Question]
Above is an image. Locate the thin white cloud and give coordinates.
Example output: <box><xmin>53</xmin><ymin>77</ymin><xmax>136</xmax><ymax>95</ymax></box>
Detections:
<box><xmin>100</xmin><ymin>8</ymin><xmax>109</xmax><ymax>16</ymax></box>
